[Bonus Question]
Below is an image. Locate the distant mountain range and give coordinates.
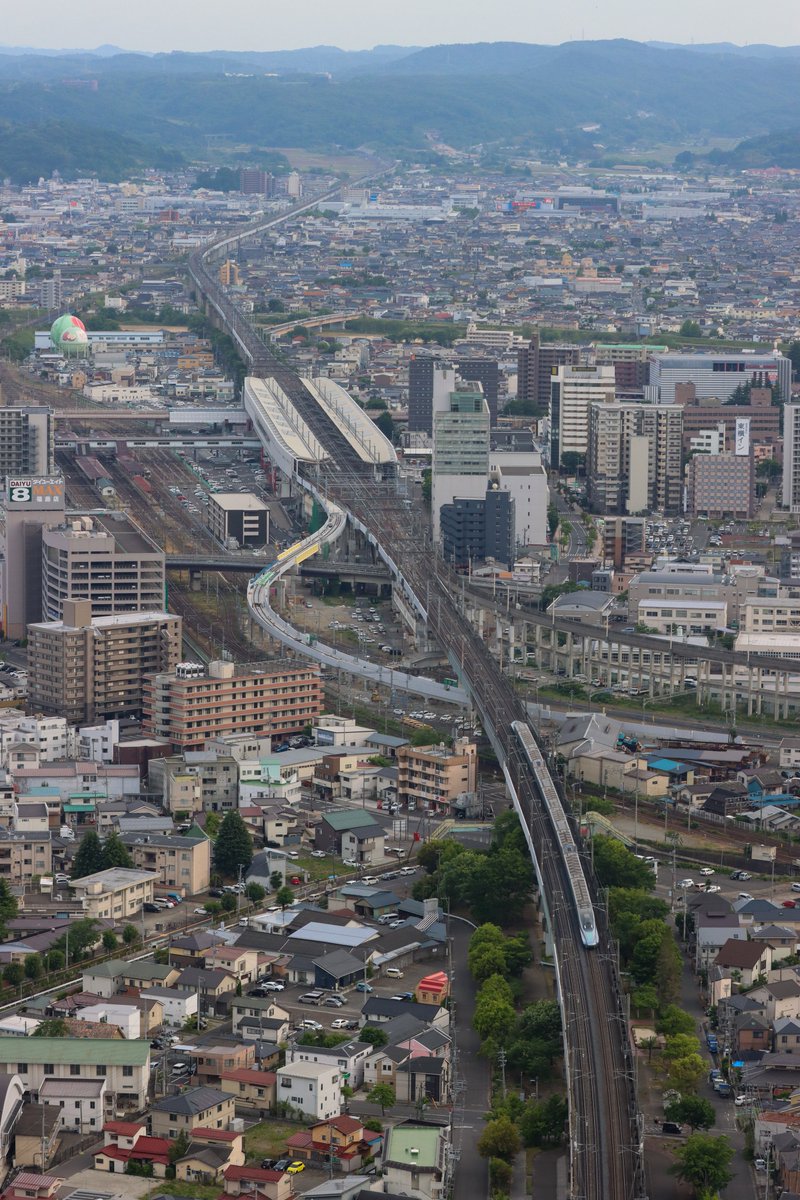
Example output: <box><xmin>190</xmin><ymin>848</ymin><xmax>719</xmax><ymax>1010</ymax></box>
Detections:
<box><xmin>2</xmin><ymin>39</ymin><xmax>800</xmax><ymax>181</ymax></box>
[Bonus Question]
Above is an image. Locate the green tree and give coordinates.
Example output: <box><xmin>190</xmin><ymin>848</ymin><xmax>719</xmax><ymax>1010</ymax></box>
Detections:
<box><xmin>71</xmin><ymin>830</ymin><xmax>105</xmax><ymax>880</ymax></box>
<box><xmin>213</xmin><ymin>811</ymin><xmax>253</xmax><ymax>878</ymax></box>
<box><xmin>547</xmin><ymin>502</ymin><xmax>559</xmax><ymax>539</ymax></box>
<box><xmin>670</xmin><ymin>1132</ymin><xmax>734</xmax><ymax>1194</ymax></box>
<box><xmin>3</xmin><ymin>963</ymin><xmax>23</xmax><ymax>988</ymax></box>
<box><xmin>0</xmin><ymin>879</ymin><xmax>18</xmax><ymax>930</ymax></box>
<box><xmin>245</xmin><ymin>882</ymin><xmax>266</xmax><ymax>903</ymax></box>
<box><xmin>519</xmin><ymin>1095</ymin><xmax>568</xmax><ymax>1146</ymax></box>
<box><xmin>593</xmin><ymin>837</ymin><xmax>655</xmax><ymax>891</ymax></box>
<box><xmin>631</xmin><ymin>985</ymin><xmax>659</xmax><ymax>1017</ymax></box>
<box><xmin>204</xmin><ymin>813</ymin><xmax>221</xmax><ymax>839</ymax></box>
<box><xmin>477</xmin><ymin>1115</ymin><xmax>521</xmax><ymax>1161</ymax></box>
<box><xmin>516</xmin><ymin>1000</ymin><xmax>562</xmax><ymax>1045</ymax></box>
<box><xmin>667</xmin><ymin>1053</ymin><xmax>706</xmax><ymax>1095</ymax></box>
<box><xmin>32</xmin><ymin>1017</ymin><xmax>68</xmax><ymax>1037</ymax></box>
<box><xmin>102</xmin><ymin>831</ymin><xmax>133</xmax><ymax>870</ymax></box>
<box><xmin>663</xmin><ymin>1034</ymin><xmax>702</xmax><ymax>1061</ymax></box>
<box><xmin>276</xmin><ymin>886</ymin><xmax>295</xmax><ymax>911</ymax></box>
<box><xmin>122</xmin><ymin>924</ymin><xmax>139</xmax><ymax>946</ymax></box>
<box><xmin>221</xmin><ymin>893</ymin><xmax>237</xmax><ymax>913</ymax></box>
<box><xmin>665</xmin><ymin>1095</ymin><xmax>716</xmax><ymax>1133</ymax></box>
<box><xmin>23</xmin><ymin>954</ymin><xmax>42</xmax><ymax>982</ymax></box>
<box><xmin>269</xmin><ymin>871</ymin><xmax>284</xmax><ymax>891</ymax></box>
<box><xmin>659</xmin><ymin>1005</ymin><xmax>697</xmax><ymax>1037</ymax></box>
<box><xmin>53</xmin><ymin>918</ymin><xmax>98</xmax><ymax>962</ymax></box>
<box><xmin>45</xmin><ymin>950</ymin><xmax>64</xmax><ymax>972</ymax></box>
<box><xmin>360</xmin><ymin>1025</ymin><xmax>389</xmax><ymax>1048</ymax></box>
<box><xmin>655</xmin><ymin>933</ymin><xmax>683</xmax><ymax>1007</ymax></box>
<box><xmin>168</xmin><ymin>1129</ymin><xmax>190</xmax><ymax>1163</ymax></box>
<box><xmin>421</xmin><ymin>469</ymin><xmax>432</xmax><ymax>502</ymax></box>
<box><xmin>373</xmin><ymin>411</ymin><xmax>394</xmax><ymax>442</ymax></box>
<box><xmin>473</xmin><ymin>979</ymin><xmax>517</xmax><ymax>1044</ymax></box>
<box><xmin>102</xmin><ymin>931</ymin><xmax>118</xmax><ymax>952</ymax></box>
<box><xmin>367</xmin><ymin>1083</ymin><xmax>396</xmax><ymax>1115</ymax></box>
<box><xmin>680</xmin><ymin>320</ymin><xmax>702</xmax><ymax>338</ymax></box>
<box><xmin>468</xmin><ymin>939</ymin><xmax>508</xmax><ymax>983</ymax></box>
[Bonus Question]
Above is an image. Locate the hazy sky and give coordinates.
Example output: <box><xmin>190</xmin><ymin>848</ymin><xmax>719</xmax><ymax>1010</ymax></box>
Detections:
<box><xmin>5</xmin><ymin>0</ymin><xmax>800</xmax><ymax>53</ymax></box>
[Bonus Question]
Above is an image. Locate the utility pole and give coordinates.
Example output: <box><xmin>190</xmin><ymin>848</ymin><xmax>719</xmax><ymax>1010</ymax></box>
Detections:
<box><xmin>498</xmin><ymin>1047</ymin><xmax>507</xmax><ymax>1098</ymax></box>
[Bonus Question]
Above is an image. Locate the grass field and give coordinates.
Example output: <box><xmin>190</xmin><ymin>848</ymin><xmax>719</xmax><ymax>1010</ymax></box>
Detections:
<box><xmin>261</xmin><ymin>147</ymin><xmax>372</xmax><ymax>175</ymax></box>
<box><xmin>244</xmin><ymin>1118</ymin><xmax>306</xmax><ymax>1161</ymax></box>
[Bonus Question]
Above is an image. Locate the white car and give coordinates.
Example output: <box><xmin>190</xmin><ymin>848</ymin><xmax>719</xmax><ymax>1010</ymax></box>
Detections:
<box><xmin>699</xmin><ymin>867</ymin><xmax>715</xmax><ymax>876</ymax></box>
<box><xmin>193</xmin><ymin>907</ymin><xmax>207</xmax><ymax>915</ymax></box>
<box><xmin>261</xmin><ymin>981</ymin><xmax>285</xmax><ymax>992</ymax></box>
<box><xmin>310</xmin><ymin>850</ymin><xmax>326</xmax><ymax>859</ymax></box>
<box><xmin>734</xmin><ymin>1094</ymin><xmax>749</xmax><ymax>1106</ymax></box>
<box><xmin>703</xmin><ymin>885</ymin><xmax>721</xmax><ymax>894</ymax></box>
<box><xmin>677</xmin><ymin>879</ymin><xmax>695</xmax><ymax>889</ymax></box>
<box><xmin>286</xmin><ymin>851</ymin><xmax>299</xmax><ymax>859</ymax></box>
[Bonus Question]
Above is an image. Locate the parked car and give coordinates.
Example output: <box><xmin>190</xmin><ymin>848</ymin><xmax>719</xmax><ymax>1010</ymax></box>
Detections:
<box><xmin>699</xmin><ymin>867</ymin><xmax>714</xmax><ymax>876</ymax></box>
<box><xmin>287</xmin><ymin>1163</ymin><xmax>305</xmax><ymax>1175</ymax></box>
<box><xmin>331</xmin><ymin>1018</ymin><xmax>351</xmax><ymax>1029</ymax></box>
<box><xmin>661</xmin><ymin>1122</ymin><xmax>683</xmax><ymax>1136</ymax></box>
<box><xmin>298</xmin><ymin>1019</ymin><xmax>323</xmax><ymax>1032</ymax></box>
<box><xmin>355</xmin><ymin>982</ymin><xmax>373</xmax><ymax>993</ymax></box>
<box><xmin>261</xmin><ymin>981</ymin><xmax>285</xmax><ymax>992</ymax></box>
<box><xmin>324</xmin><ymin>995</ymin><xmax>345</xmax><ymax>1007</ymax></box>
<box><xmin>677</xmin><ymin>879</ymin><xmax>694</xmax><ymax>889</ymax></box>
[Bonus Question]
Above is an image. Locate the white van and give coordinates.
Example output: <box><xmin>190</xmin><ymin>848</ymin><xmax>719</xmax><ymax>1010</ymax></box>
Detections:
<box><xmin>385</xmin><ymin>967</ymin><xmax>404</xmax><ymax>979</ymax></box>
<box><xmin>791</xmin><ymin>882</ymin><xmax>800</xmax><ymax>893</ymax></box>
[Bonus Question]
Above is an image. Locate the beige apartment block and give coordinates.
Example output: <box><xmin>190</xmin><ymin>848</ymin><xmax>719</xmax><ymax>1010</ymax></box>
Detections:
<box><xmin>0</xmin><ymin>830</ymin><xmax>52</xmax><ymax>884</ymax></box>
<box><xmin>122</xmin><ymin>833</ymin><xmax>210</xmax><ymax>896</ymax></box>
<box><xmin>70</xmin><ymin>866</ymin><xmax>157</xmax><ymax>920</ymax></box>
<box><xmin>396</xmin><ymin>738</ymin><xmax>477</xmax><ymax>815</ymax></box>
<box><xmin>144</xmin><ymin>659</ymin><xmax>322</xmax><ymax>751</ymax></box>
<box><xmin>27</xmin><ymin>599</ymin><xmax>181</xmax><ymax>724</ymax></box>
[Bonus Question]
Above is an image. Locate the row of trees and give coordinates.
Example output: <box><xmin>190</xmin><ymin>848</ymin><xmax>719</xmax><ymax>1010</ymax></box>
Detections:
<box><xmin>71</xmin><ymin>830</ymin><xmax>134</xmax><ymax>880</ymax></box>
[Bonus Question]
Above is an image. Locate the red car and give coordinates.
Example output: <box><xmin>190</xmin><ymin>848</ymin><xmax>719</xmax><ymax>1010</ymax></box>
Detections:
<box><xmin>783</xmin><ymin>900</ymin><xmax>797</xmax><ymax>908</ymax></box>
<box><xmin>290</xmin><ymin>876</ymin><xmax>302</xmax><ymax>886</ymax></box>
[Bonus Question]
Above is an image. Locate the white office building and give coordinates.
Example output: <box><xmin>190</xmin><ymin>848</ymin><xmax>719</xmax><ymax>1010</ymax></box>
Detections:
<box><xmin>784</xmin><ymin>401</ymin><xmax>800</xmax><ymax>514</ymax></box>
<box><xmin>549</xmin><ymin>364</ymin><xmax>616</xmax><ymax>470</ymax></box>
<box><xmin>649</xmin><ymin>351</ymin><xmax>791</xmax><ymax>406</ymax></box>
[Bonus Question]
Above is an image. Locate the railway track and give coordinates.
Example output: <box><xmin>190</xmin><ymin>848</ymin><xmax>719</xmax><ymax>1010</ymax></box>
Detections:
<box><xmin>187</xmin><ymin>181</ymin><xmax>646</xmax><ymax>1200</ymax></box>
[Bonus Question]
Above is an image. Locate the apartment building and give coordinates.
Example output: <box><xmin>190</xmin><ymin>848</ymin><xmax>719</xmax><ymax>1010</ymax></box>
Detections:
<box><xmin>784</xmin><ymin>401</ymin><xmax>800</xmax><ymax>514</ymax></box>
<box><xmin>408</xmin><ymin>355</ymin><xmax>499</xmax><ymax>430</ymax></box>
<box><xmin>587</xmin><ymin>400</ymin><xmax>683</xmax><ymax>514</ymax></box>
<box><xmin>0</xmin><ymin>406</ymin><xmax>53</xmax><ymax>476</ymax></box>
<box><xmin>41</xmin><ymin>514</ymin><xmax>165</xmax><ymax>621</ymax></box>
<box><xmin>549</xmin><ymin>364</ymin><xmax>616</xmax><ymax>471</ymax></box>
<box><xmin>603</xmin><ymin>516</ymin><xmax>646</xmax><ymax>568</ymax></box>
<box><xmin>636</xmin><ymin>599</ymin><xmax>728</xmax><ymax>636</ymax></box>
<box><xmin>69</xmin><ymin>867</ymin><xmax>157</xmax><ymax>919</ymax></box>
<box><xmin>686</xmin><ymin>452</ymin><xmax>755</xmax><ymax>519</ymax></box>
<box><xmin>121</xmin><ymin>832</ymin><xmax>211</xmax><ymax>896</ymax></box>
<box><xmin>143</xmin><ymin>659</ymin><xmax>322</xmax><ymax>752</ymax></box>
<box><xmin>396</xmin><ymin>739</ymin><xmax>478</xmax><ymax>814</ymax></box>
<box><xmin>27</xmin><ymin>600</ymin><xmax>182</xmax><ymax>724</ymax></box>
<box><xmin>517</xmin><ymin>333</ymin><xmax>580</xmax><ymax>416</ymax></box>
<box><xmin>0</xmin><ymin>830</ymin><xmax>52</xmax><ymax>884</ymax></box>
<box><xmin>743</xmin><ymin>598</ymin><xmax>800</xmax><ymax>634</ymax></box>
<box><xmin>0</xmin><ymin>1038</ymin><xmax>150</xmax><ymax>1110</ymax></box>
<box><xmin>148</xmin><ymin>753</ymin><xmax>240</xmax><ymax>815</ymax></box>
<box><xmin>206</xmin><ymin>493</ymin><xmax>269</xmax><ymax>548</ymax></box>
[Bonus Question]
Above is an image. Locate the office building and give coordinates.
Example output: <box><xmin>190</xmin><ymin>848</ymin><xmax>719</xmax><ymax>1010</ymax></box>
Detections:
<box><xmin>592</xmin><ymin>342</ymin><xmax>660</xmax><ymax>394</ymax></box>
<box><xmin>603</xmin><ymin>517</ymin><xmax>646</xmax><ymax>568</ymax></box>
<box><xmin>0</xmin><ymin>407</ymin><xmax>53</xmax><ymax>478</ymax></box>
<box><xmin>408</xmin><ymin>356</ymin><xmax>499</xmax><ymax>432</ymax></box>
<box><xmin>431</xmin><ymin>385</ymin><xmax>490</xmax><ymax>539</ymax></box>
<box><xmin>649</xmin><ymin>351</ymin><xmax>791</xmax><ymax>406</ymax></box>
<box><xmin>678</xmin><ymin>386</ymin><xmax>780</xmax><ymax>457</ymax></box>
<box><xmin>70</xmin><ymin>866</ymin><xmax>157</xmax><ymax>920</ymax></box>
<box><xmin>784</xmin><ymin>401</ymin><xmax>800</xmax><ymax>514</ymax></box>
<box><xmin>41</xmin><ymin>514</ymin><xmax>165</xmax><ymax>621</ymax></box>
<box><xmin>27</xmin><ymin>599</ymin><xmax>182</xmax><ymax>724</ymax></box>
<box><xmin>549</xmin><ymin>365</ymin><xmax>616</xmax><ymax>472</ymax></box>
<box><xmin>0</xmin><ymin>475</ymin><xmax>66</xmax><ymax>639</ymax></box>
<box><xmin>587</xmin><ymin>401</ymin><xmax>682</xmax><ymax>515</ymax></box>
<box><xmin>517</xmin><ymin>333</ymin><xmax>580</xmax><ymax>416</ymax></box>
<box><xmin>143</xmin><ymin>659</ymin><xmax>323</xmax><ymax>751</ymax></box>
<box><xmin>206</xmin><ymin>492</ymin><xmax>269</xmax><ymax>548</ymax></box>
<box><xmin>686</xmin><ymin>452</ymin><xmax>755</xmax><ymax>519</ymax></box>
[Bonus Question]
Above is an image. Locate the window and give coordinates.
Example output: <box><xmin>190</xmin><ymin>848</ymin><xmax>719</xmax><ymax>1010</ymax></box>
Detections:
<box><xmin>43</xmin><ymin>1064</ymin><xmax>53</xmax><ymax>1074</ymax></box>
<box><xmin>70</xmin><ymin>1064</ymin><xmax>80</xmax><ymax>1076</ymax></box>
<box><xmin>122</xmin><ymin>1066</ymin><xmax>133</xmax><ymax>1077</ymax></box>
<box><xmin>96</xmin><ymin>1066</ymin><xmax>106</xmax><ymax>1077</ymax></box>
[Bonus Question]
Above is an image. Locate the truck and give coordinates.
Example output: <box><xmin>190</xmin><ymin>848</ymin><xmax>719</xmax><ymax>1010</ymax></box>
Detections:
<box><xmin>706</xmin><ymin>1033</ymin><xmax>719</xmax><ymax>1053</ymax></box>
<box><xmin>714</xmin><ymin>1080</ymin><xmax>732</xmax><ymax>1097</ymax></box>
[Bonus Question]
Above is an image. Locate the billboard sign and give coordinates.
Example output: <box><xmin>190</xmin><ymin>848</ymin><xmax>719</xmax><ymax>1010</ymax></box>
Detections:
<box><xmin>734</xmin><ymin>418</ymin><xmax>750</xmax><ymax>457</ymax></box>
<box><xmin>6</xmin><ymin>477</ymin><xmax>64</xmax><ymax>505</ymax></box>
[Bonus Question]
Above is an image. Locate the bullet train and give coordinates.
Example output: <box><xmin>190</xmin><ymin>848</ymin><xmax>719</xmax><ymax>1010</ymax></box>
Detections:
<box><xmin>512</xmin><ymin>719</ymin><xmax>599</xmax><ymax>948</ymax></box>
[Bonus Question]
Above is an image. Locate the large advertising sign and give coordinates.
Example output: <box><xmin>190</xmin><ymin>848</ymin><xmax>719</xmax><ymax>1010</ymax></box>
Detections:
<box><xmin>6</xmin><ymin>477</ymin><xmax>64</xmax><ymax>505</ymax></box>
<box><xmin>734</xmin><ymin>418</ymin><xmax>751</xmax><ymax>457</ymax></box>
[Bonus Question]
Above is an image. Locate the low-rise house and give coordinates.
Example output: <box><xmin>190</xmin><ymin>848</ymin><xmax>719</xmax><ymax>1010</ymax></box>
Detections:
<box><xmin>38</xmin><ymin>1077</ymin><xmax>106</xmax><ymax>1133</ymax></box>
<box><xmin>734</xmin><ymin>1013</ymin><xmax>772</xmax><ymax>1054</ymax></box>
<box><xmin>360</xmin><ymin>996</ymin><xmax>450</xmax><ymax>1032</ymax></box>
<box><xmin>174</xmin><ymin>1128</ymin><xmax>245</xmax><ymax>1184</ymax></box>
<box><xmin>75</xmin><ymin>1003</ymin><xmax>141</xmax><ymax>1040</ymax></box>
<box><xmin>94</xmin><ymin>1121</ymin><xmax>170</xmax><ymax>1176</ymax></box>
<box><xmin>775</xmin><ymin>1019</ymin><xmax>800</xmax><ymax>1054</ymax></box>
<box><xmin>315</xmin><ymin>809</ymin><xmax>385</xmax><ymax>865</ymax></box>
<box><xmin>141</xmin><ymin>986</ymin><xmax>199</xmax><ymax>1028</ymax></box>
<box><xmin>14</xmin><ymin>1106</ymin><xmax>61</xmax><ymax>1168</ymax></box>
<box><xmin>284</xmin><ymin>1114</ymin><xmax>382</xmax><ymax>1174</ymax></box>
<box><xmin>219</xmin><ymin>1068</ymin><xmax>277</xmax><ymax>1112</ymax></box>
<box><xmin>230</xmin><ymin>996</ymin><xmax>290</xmax><ymax>1043</ymax></box>
<box><xmin>395</xmin><ymin>1056</ymin><xmax>450</xmax><ymax>1104</ymax></box>
<box><xmin>383</xmin><ymin>1123</ymin><xmax>447</xmax><ymax>1200</ymax></box>
<box><xmin>150</xmin><ymin>1087</ymin><xmax>234</xmax><ymax>1139</ymax></box>
<box><xmin>416</xmin><ymin>972</ymin><xmax>450</xmax><ymax>1006</ymax></box>
<box><xmin>0</xmin><ymin>1173</ymin><xmax>62</xmax><ymax>1200</ymax></box>
<box><xmin>190</xmin><ymin>1043</ymin><xmax>255</xmax><ymax>1087</ymax></box>
<box><xmin>222</xmin><ymin>1164</ymin><xmax>293</xmax><ymax>1200</ymax></box>
<box><xmin>205</xmin><ymin>945</ymin><xmax>260</xmax><ymax>985</ymax></box>
<box><xmin>285</xmin><ymin>1038</ymin><xmax>372</xmax><ymax>1090</ymax></box>
<box><xmin>715</xmin><ymin>938</ymin><xmax>773</xmax><ymax>989</ymax></box>
<box><xmin>174</xmin><ymin>967</ymin><xmax>237</xmax><ymax>1015</ymax></box>
<box><xmin>275</xmin><ymin>1060</ymin><xmax>341</xmax><ymax>1121</ymax></box>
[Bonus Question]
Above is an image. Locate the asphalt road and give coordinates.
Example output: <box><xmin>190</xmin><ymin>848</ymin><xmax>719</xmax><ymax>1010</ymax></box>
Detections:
<box><xmin>449</xmin><ymin>918</ymin><xmax>490</xmax><ymax>1199</ymax></box>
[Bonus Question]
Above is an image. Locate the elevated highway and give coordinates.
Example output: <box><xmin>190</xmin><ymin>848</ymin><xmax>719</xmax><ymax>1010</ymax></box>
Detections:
<box><xmin>189</xmin><ymin>178</ymin><xmax>645</xmax><ymax>1200</ymax></box>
